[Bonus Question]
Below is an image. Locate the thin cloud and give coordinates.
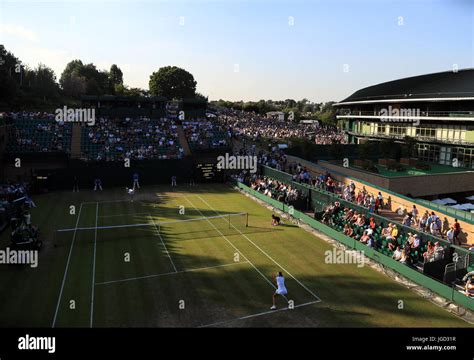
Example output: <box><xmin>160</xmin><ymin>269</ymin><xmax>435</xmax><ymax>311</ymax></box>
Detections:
<box><xmin>0</xmin><ymin>24</ymin><xmax>39</xmax><ymax>42</ymax></box>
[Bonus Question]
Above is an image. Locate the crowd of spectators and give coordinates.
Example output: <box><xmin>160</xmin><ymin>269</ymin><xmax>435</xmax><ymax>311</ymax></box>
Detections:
<box><xmin>182</xmin><ymin>120</ymin><xmax>228</xmax><ymax>149</ymax></box>
<box><xmin>235</xmin><ymin>145</ymin><xmax>288</xmax><ymax>171</ymax></box>
<box><xmin>283</xmin><ymin>162</ymin><xmax>464</xmax><ymax>245</ymax></box>
<box><xmin>216</xmin><ymin>109</ymin><xmax>347</xmax><ymax>144</ymax></box>
<box><xmin>0</xmin><ymin>111</ymin><xmax>54</xmax><ymax>120</ymax></box>
<box><xmin>321</xmin><ymin>200</ymin><xmax>446</xmax><ymax>265</ymax></box>
<box><xmin>83</xmin><ymin>117</ymin><xmax>183</xmax><ymax>161</ymax></box>
<box><xmin>0</xmin><ymin>182</ymin><xmax>34</xmax><ymax>232</ymax></box>
<box><xmin>250</xmin><ymin>176</ymin><xmax>302</xmax><ymax>204</ymax></box>
<box><xmin>4</xmin><ymin>112</ymin><xmax>71</xmax><ymax>153</ymax></box>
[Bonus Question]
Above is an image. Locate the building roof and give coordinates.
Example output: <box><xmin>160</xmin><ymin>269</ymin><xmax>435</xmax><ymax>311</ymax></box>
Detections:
<box><xmin>335</xmin><ymin>68</ymin><xmax>474</xmax><ymax>105</ymax></box>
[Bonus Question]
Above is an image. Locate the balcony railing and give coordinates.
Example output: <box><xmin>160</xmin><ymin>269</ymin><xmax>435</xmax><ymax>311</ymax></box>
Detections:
<box><xmin>346</xmin><ymin>130</ymin><xmax>474</xmax><ymax>145</ymax></box>
<box><xmin>337</xmin><ymin>110</ymin><xmax>474</xmax><ymax>118</ymax></box>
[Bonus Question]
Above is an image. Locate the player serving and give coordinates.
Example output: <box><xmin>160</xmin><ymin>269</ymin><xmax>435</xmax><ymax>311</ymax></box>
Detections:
<box><xmin>271</xmin><ymin>272</ymin><xmax>288</xmax><ymax>310</ymax></box>
<box><xmin>126</xmin><ymin>187</ymin><xmax>135</xmax><ymax>202</ymax></box>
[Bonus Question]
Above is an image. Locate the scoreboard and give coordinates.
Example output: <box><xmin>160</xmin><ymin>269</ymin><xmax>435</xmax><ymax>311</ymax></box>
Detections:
<box><xmin>196</xmin><ymin>163</ymin><xmax>224</xmax><ymax>181</ymax></box>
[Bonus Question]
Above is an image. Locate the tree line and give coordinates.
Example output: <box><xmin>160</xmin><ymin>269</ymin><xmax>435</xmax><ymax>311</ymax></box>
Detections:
<box><xmin>0</xmin><ymin>44</ymin><xmax>338</xmax><ymax>124</ymax></box>
<box><xmin>0</xmin><ymin>45</ymin><xmax>200</xmax><ymax>111</ymax></box>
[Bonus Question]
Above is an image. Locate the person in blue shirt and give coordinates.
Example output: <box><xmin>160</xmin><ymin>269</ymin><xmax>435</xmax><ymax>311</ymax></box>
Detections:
<box><xmin>133</xmin><ymin>172</ymin><xmax>140</xmax><ymax>190</ymax></box>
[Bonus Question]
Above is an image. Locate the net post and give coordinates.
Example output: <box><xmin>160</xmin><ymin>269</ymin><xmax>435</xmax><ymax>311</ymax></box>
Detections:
<box><xmin>246</xmin><ymin>212</ymin><xmax>248</xmax><ymax>227</ymax></box>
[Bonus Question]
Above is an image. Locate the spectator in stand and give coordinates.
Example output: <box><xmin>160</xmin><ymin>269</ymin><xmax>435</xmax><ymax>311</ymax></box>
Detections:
<box><xmin>390</xmin><ymin>224</ymin><xmax>399</xmax><ymax>240</ymax></box>
<box><xmin>355</xmin><ymin>214</ymin><xmax>366</xmax><ymax>227</ymax></box>
<box><xmin>399</xmin><ymin>249</ymin><xmax>408</xmax><ymax>264</ymax></box>
<box><xmin>433</xmin><ymin>242</ymin><xmax>445</xmax><ymax>261</ymax></box>
<box><xmin>453</xmin><ymin>219</ymin><xmax>461</xmax><ymax>245</ymax></box>
<box><xmin>423</xmin><ymin>241</ymin><xmax>435</xmax><ymax>260</ymax></box>
<box><xmin>388</xmin><ymin>236</ymin><xmax>398</xmax><ymax>252</ymax></box>
<box><xmin>412</xmin><ymin>234</ymin><xmax>421</xmax><ymax>251</ymax></box>
<box><xmin>377</xmin><ymin>192</ymin><xmax>384</xmax><ymax>209</ymax></box>
<box><xmin>360</xmin><ymin>230</ymin><xmax>371</xmax><ymax>245</ymax></box>
<box><xmin>392</xmin><ymin>246</ymin><xmax>403</xmax><ymax>261</ymax></box>
<box><xmin>465</xmin><ymin>275</ymin><xmax>474</xmax><ymax>297</ymax></box>
<box><xmin>402</xmin><ymin>214</ymin><xmax>412</xmax><ymax>227</ymax></box>
<box><xmin>418</xmin><ymin>211</ymin><xmax>428</xmax><ymax>232</ymax></box>
<box><xmin>343</xmin><ymin>223</ymin><xmax>354</xmax><ymax>237</ymax></box>
<box><xmin>381</xmin><ymin>223</ymin><xmax>392</xmax><ymax>238</ymax></box>
<box><xmin>369</xmin><ymin>217</ymin><xmax>376</xmax><ymax>231</ymax></box>
<box><xmin>446</xmin><ymin>226</ymin><xmax>455</xmax><ymax>244</ymax></box>
<box><xmin>430</xmin><ymin>217</ymin><xmax>441</xmax><ymax>236</ymax></box>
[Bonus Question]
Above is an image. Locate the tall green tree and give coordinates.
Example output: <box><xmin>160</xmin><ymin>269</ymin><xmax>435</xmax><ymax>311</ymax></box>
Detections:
<box><xmin>109</xmin><ymin>64</ymin><xmax>123</xmax><ymax>86</ymax></box>
<box><xmin>28</xmin><ymin>64</ymin><xmax>60</xmax><ymax>101</ymax></box>
<box><xmin>109</xmin><ymin>64</ymin><xmax>123</xmax><ymax>94</ymax></box>
<box><xmin>124</xmin><ymin>87</ymin><xmax>149</xmax><ymax>97</ymax></box>
<box><xmin>60</xmin><ymin>60</ymin><xmax>110</xmax><ymax>97</ymax></box>
<box><xmin>149</xmin><ymin>66</ymin><xmax>196</xmax><ymax>99</ymax></box>
<box><xmin>0</xmin><ymin>45</ymin><xmax>22</xmax><ymax>105</ymax></box>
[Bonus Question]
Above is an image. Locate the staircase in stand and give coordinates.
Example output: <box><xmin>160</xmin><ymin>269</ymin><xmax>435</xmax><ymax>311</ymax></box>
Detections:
<box><xmin>176</xmin><ymin>125</ymin><xmax>191</xmax><ymax>156</ymax></box>
<box><xmin>70</xmin><ymin>124</ymin><xmax>82</xmax><ymax>159</ymax></box>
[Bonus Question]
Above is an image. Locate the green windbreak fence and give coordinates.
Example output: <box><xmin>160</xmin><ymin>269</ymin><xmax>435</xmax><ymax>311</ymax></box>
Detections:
<box><xmin>416</xmin><ymin>199</ymin><xmax>474</xmax><ymax>223</ymax></box>
<box><xmin>290</xmin><ymin>181</ymin><xmax>311</xmax><ymax>198</ymax></box>
<box><xmin>260</xmin><ymin>166</ymin><xmax>293</xmax><ymax>183</ymax></box>
<box><xmin>236</xmin><ymin>181</ymin><xmax>474</xmax><ymax>311</ymax></box>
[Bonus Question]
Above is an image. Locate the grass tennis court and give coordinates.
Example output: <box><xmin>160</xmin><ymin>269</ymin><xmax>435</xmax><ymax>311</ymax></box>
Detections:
<box><xmin>0</xmin><ymin>184</ymin><xmax>471</xmax><ymax>327</ymax></box>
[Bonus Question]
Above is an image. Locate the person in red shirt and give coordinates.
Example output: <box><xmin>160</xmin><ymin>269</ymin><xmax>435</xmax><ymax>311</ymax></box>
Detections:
<box><xmin>369</xmin><ymin>217</ymin><xmax>376</xmax><ymax>230</ymax></box>
<box><xmin>453</xmin><ymin>219</ymin><xmax>461</xmax><ymax>245</ymax></box>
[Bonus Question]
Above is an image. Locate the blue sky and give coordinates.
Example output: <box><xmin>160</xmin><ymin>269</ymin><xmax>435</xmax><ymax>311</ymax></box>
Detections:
<box><xmin>0</xmin><ymin>0</ymin><xmax>472</xmax><ymax>102</ymax></box>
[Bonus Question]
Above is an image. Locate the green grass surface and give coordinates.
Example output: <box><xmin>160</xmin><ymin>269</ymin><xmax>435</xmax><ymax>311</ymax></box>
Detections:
<box><xmin>0</xmin><ymin>184</ymin><xmax>471</xmax><ymax>327</ymax></box>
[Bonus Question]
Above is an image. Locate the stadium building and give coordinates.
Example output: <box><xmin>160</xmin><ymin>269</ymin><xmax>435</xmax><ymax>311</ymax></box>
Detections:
<box><xmin>335</xmin><ymin>69</ymin><xmax>474</xmax><ymax>169</ymax></box>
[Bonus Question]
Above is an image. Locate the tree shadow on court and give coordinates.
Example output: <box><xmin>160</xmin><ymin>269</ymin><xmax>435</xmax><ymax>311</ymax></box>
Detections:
<box><xmin>3</xmin><ymin>184</ymin><xmax>470</xmax><ymax>328</ymax></box>
<box><xmin>141</xmin><ymin>182</ymin><xmax>239</xmax><ymax>195</ymax></box>
<box><xmin>196</xmin><ymin>271</ymin><xmax>469</xmax><ymax>328</ymax></box>
<box><xmin>90</xmin><ymin>261</ymin><xmax>470</xmax><ymax>328</ymax></box>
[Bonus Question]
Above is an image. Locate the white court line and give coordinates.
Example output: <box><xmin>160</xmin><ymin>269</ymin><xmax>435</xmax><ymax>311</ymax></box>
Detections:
<box><xmin>98</xmin><ymin>212</ymin><xmax>151</xmax><ymax>218</ymax></box>
<box><xmin>199</xmin><ymin>300</ymin><xmax>320</xmax><ymax>328</ymax></box>
<box><xmin>52</xmin><ymin>203</ymin><xmax>84</xmax><ymax>328</ymax></box>
<box><xmin>95</xmin><ymin>261</ymin><xmax>249</xmax><ymax>286</ymax></box>
<box><xmin>56</xmin><ymin>212</ymin><xmax>247</xmax><ymax>233</ymax></box>
<box><xmin>81</xmin><ymin>200</ymin><xmax>132</xmax><ymax>205</ymax></box>
<box><xmin>195</xmin><ymin>194</ymin><xmax>322</xmax><ymax>302</ymax></box>
<box><xmin>183</xmin><ymin>196</ymin><xmax>282</xmax><ymax>297</ymax></box>
<box><xmin>90</xmin><ymin>202</ymin><xmax>98</xmax><ymax>328</ymax></box>
<box><xmin>148</xmin><ymin>213</ymin><xmax>178</xmax><ymax>273</ymax></box>
<box><xmin>82</xmin><ymin>194</ymin><xmax>177</xmax><ymax>206</ymax></box>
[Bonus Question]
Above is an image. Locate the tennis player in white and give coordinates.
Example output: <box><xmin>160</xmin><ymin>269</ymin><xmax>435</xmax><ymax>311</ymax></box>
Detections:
<box><xmin>126</xmin><ymin>187</ymin><xmax>135</xmax><ymax>202</ymax></box>
<box><xmin>271</xmin><ymin>272</ymin><xmax>288</xmax><ymax>310</ymax></box>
